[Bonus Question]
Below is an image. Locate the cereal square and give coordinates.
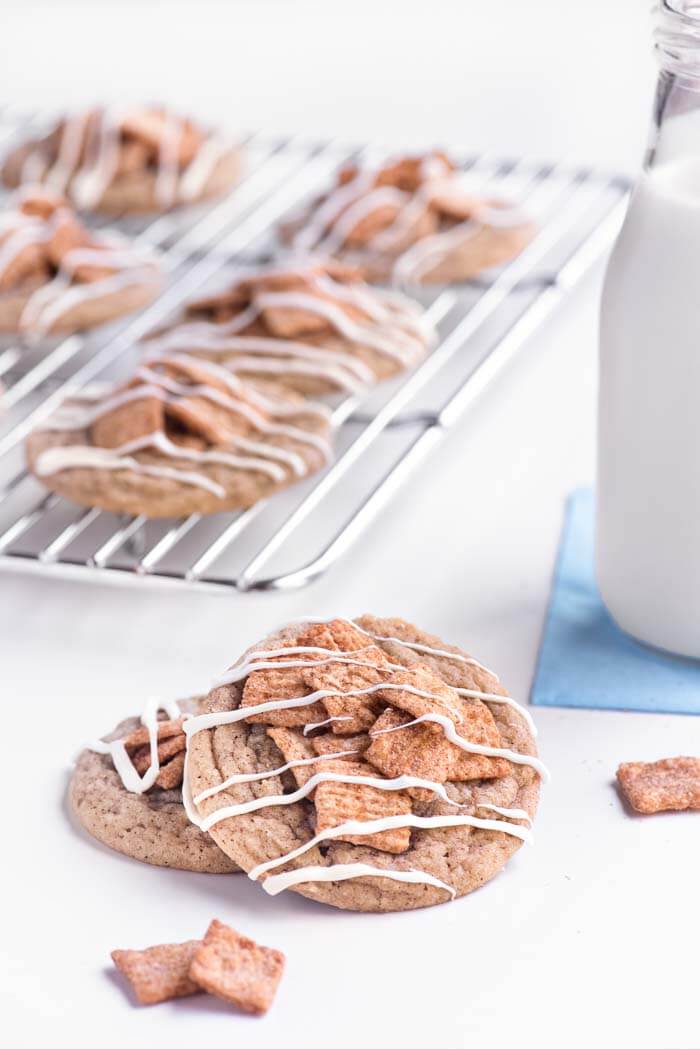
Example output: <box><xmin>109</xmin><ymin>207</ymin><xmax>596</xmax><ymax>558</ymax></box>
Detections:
<box><xmin>302</xmin><ymin>647</ymin><xmax>392</xmax><ymax>735</ymax></box>
<box><xmin>189</xmin><ymin>920</ymin><xmax>285</xmax><ymax>1015</ymax></box>
<box><xmin>267</xmin><ymin>727</ymin><xmax>317</xmax><ymax>786</ymax></box>
<box><xmin>111</xmin><ymin>940</ymin><xmax>201</xmax><ymax>1005</ymax></box>
<box><xmin>295</xmin><ymin>618</ymin><xmax>371</xmax><ymax>653</ymax></box>
<box><xmin>312</xmin><ymin>733</ymin><xmax>370</xmax><ymax>759</ymax></box>
<box><xmin>241</xmin><ymin>654</ymin><xmax>327</xmax><ymax>727</ymax></box>
<box><xmin>313</xmin><ymin>758</ymin><xmax>411</xmax><ymax>853</ymax></box>
<box><xmin>376</xmin><ymin>662</ymin><xmax>472</xmax><ymax>731</ymax></box>
<box><xmin>366</xmin><ymin>706</ymin><xmax>454</xmax><ymax>799</ymax></box>
<box><xmin>617</xmin><ymin>756</ymin><xmax>700</xmax><ymax>814</ymax></box>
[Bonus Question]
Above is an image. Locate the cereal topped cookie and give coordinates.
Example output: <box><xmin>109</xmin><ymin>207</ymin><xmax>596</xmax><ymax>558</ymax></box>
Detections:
<box><xmin>280</xmin><ymin>152</ymin><xmax>536</xmax><ymax>285</ymax></box>
<box><xmin>2</xmin><ymin>106</ymin><xmax>241</xmax><ymax>214</ymax></box>
<box><xmin>185</xmin><ymin>615</ymin><xmax>546</xmax><ymax>912</ymax></box>
<box><xmin>26</xmin><ymin>351</ymin><xmax>333</xmax><ymax>517</ymax></box>
<box><xmin>145</xmin><ymin>260</ymin><xmax>435</xmax><ymax>396</ymax></box>
<box><xmin>0</xmin><ymin>188</ymin><xmax>162</xmax><ymax>336</ymax></box>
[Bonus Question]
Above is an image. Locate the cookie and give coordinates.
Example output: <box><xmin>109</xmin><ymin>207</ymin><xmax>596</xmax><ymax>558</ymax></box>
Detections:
<box><xmin>146</xmin><ymin>260</ymin><xmax>435</xmax><ymax>397</ymax></box>
<box><xmin>70</xmin><ymin>697</ymin><xmax>238</xmax><ymax>873</ymax></box>
<box><xmin>26</xmin><ymin>351</ymin><xmax>333</xmax><ymax>517</ymax></box>
<box><xmin>185</xmin><ymin>615</ymin><xmax>546</xmax><ymax>912</ymax></box>
<box><xmin>279</xmin><ymin>152</ymin><xmax>536</xmax><ymax>286</ymax></box>
<box><xmin>2</xmin><ymin>106</ymin><xmax>241</xmax><ymax>214</ymax></box>
<box><xmin>0</xmin><ymin>188</ymin><xmax>162</xmax><ymax>337</ymax></box>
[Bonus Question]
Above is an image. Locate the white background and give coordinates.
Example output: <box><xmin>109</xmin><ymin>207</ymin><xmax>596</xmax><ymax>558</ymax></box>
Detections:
<box><xmin>2</xmin><ymin>2</ymin><xmax>699</xmax><ymax>1048</ymax></box>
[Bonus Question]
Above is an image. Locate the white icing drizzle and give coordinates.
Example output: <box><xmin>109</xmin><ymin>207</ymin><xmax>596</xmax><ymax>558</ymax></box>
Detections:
<box><xmin>315</xmin><ymin>187</ymin><xmax>408</xmax><ymax>255</ymax></box>
<box><xmin>87</xmin><ymin>696</ymin><xmax>182</xmax><ymax>794</ymax></box>
<box><xmin>193</xmin><ymin>769</ymin><xmax>466</xmax><ymax>832</ymax></box>
<box><xmin>26</xmin><ymin>107</ymin><xmax>232</xmax><ymax>210</ymax></box>
<box><xmin>302</xmin><ymin>715</ymin><xmax>353</xmax><ymax>734</ymax></box>
<box><xmin>291</xmin><ymin>169</ymin><xmax>377</xmax><ymax>252</ymax></box>
<box><xmin>214</xmin><ymin>644</ymin><xmax>404</xmax><ymax>687</ymax></box>
<box><xmin>259</xmin><ymin>863</ymin><xmax>457</xmax><ymax>899</ymax></box>
<box><xmin>154</xmin><ymin>111</ymin><xmax>183</xmax><ymax>209</ymax></box>
<box><xmin>370</xmin><ymin>712</ymin><xmax>550</xmax><ymax>780</ymax></box>
<box><xmin>146</xmin><ymin>328</ymin><xmax>374</xmax><ymax>393</ymax></box>
<box><xmin>478</xmin><ymin>803</ymin><xmax>531</xmax><ymax>822</ymax></box>
<box><xmin>34</xmin><ymin>443</ymin><xmax>227</xmax><ymax>497</ymax></box>
<box><xmin>249</xmin><ymin>811</ymin><xmax>532</xmax><ymax>882</ymax></box>
<box><xmin>193</xmin><ymin>748</ymin><xmax>361</xmax><ymax>803</ymax></box>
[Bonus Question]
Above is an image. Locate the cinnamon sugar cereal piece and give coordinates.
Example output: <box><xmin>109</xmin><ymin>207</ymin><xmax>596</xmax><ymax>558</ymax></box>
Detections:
<box><xmin>313</xmin><ymin>759</ymin><xmax>412</xmax><ymax>853</ymax></box>
<box><xmin>189</xmin><ymin>920</ymin><xmax>285</xmax><ymax>1015</ymax></box>
<box><xmin>376</xmin><ymin>662</ymin><xmax>466</xmax><ymax>730</ymax></box>
<box><xmin>130</xmin><ymin>731</ymin><xmax>186</xmax><ymax>774</ymax></box>
<box><xmin>295</xmin><ymin>618</ymin><xmax>371</xmax><ymax>653</ymax></box>
<box><xmin>267</xmin><ymin>727</ymin><xmax>317</xmax><ymax>786</ymax></box>
<box><xmin>302</xmin><ymin>645</ymin><xmax>392</xmax><ymax>735</ymax></box>
<box><xmin>155</xmin><ymin>750</ymin><xmax>186</xmax><ymax>789</ymax></box>
<box><xmin>366</xmin><ymin>707</ymin><xmax>454</xmax><ymax>796</ymax></box>
<box><xmin>241</xmin><ymin>655</ymin><xmax>327</xmax><ymax>728</ymax></box>
<box><xmin>617</xmin><ymin>757</ymin><xmax>700</xmax><ymax>814</ymax></box>
<box><xmin>311</xmin><ymin>732</ymin><xmax>370</xmax><ymax>759</ymax></box>
<box><xmin>111</xmin><ymin>941</ymin><xmax>201</xmax><ymax>1005</ymax></box>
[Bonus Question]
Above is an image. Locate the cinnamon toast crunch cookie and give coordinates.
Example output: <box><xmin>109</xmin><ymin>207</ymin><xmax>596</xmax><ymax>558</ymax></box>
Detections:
<box><xmin>2</xmin><ymin>106</ymin><xmax>240</xmax><ymax>214</ymax></box>
<box><xmin>145</xmin><ymin>260</ymin><xmax>435</xmax><ymax>396</ymax></box>
<box><xmin>185</xmin><ymin>615</ymin><xmax>546</xmax><ymax>912</ymax></box>
<box><xmin>0</xmin><ymin>188</ymin><xmax>162</xmax><ymax>337</ymax></box>
<box><xmin>70</xmin><ymin>697</ymin><xmax>238</xmax><ymax>873</ymax></box>
<box><xmin>280</xmin><ymin>152</ymin><xmax>535</xmax><ymax>285</ymax></box>
<box><xmin>26</xmin><ymin>351</ymin><xmax>333</xmax><ymax>517</ymax></box>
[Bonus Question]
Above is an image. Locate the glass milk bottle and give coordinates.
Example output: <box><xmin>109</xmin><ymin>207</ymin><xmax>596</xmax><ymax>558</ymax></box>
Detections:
<box><xmin>597</xmin><ymin>1</ymin><xmax>700</xmax><ymax>658</ymax></box>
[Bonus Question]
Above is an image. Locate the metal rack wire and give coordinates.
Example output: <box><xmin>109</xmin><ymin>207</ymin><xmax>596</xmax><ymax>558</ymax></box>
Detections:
<box><xmin>0</xmin><ymin>109</ymin><xmax>631</xmax><ymax>592</ymax></box>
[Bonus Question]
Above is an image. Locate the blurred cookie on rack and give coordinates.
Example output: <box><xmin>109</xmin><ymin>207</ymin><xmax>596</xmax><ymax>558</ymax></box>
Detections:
<box><xmin>71</xmin><ymin>697</ymin><xmax>238</xmax><ymax>873</ymax></box>
<box><xmin>144</xmin><ymin>260</ymin><xmax>436</xmax><ymax>397</ymax></box>
<box><xmin>26</xmin><ymin>351</ymin><xmax>333</xmax><ymax>517</ymax></box>
<box><xmin>280</xmin><ymin>152</ymin><xmax>536</xmax><ymax>285</ymax></box>
<box><xmin>0</xmin><ymin>188</ymin><xmax>162</xmax><ymax>337</ymax></box>
<box><xmin>2</xmin><ymin>106</ymin><xmax>241</xmax><ymax>214</ymax></box>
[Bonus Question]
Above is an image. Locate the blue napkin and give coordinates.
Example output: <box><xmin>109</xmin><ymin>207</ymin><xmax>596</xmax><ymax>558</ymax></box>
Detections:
<box><xmin>530</xmin><ymin>487</ymin><xmax>700</xmax><ymax>714</ymax></box>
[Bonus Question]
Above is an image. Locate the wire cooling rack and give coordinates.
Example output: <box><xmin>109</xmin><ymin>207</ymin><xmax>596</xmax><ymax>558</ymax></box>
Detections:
<box><xmin>0</xmin><ymin>107</ymin><xmax>631</xmax><ymax>592</ymax></box>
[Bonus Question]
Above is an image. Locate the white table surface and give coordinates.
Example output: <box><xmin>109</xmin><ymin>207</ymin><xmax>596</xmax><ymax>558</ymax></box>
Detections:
<box><xmin>2</xmin><ymin>2</ymin><xmax>698</xmax><ymax>1047</ymax></box>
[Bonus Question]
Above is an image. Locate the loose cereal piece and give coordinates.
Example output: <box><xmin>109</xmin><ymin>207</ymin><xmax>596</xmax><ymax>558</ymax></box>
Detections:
<box><xmin>312</xmin><ymin>733</ymin><xmax>370</xmax><ymax>758</ymax></box>
<box><xmin>267</xmin><ymin>727</ymin><xmax>317</xmax><ymax>786</ymax></box>
<box><xmin>302</xmin><ymin>645</ymin><xmax>392</xmax><ymax>735</ymax></box>
<box><xmin>189</xmin><ymin>920</ymin><xmax>285</xmax><ymax>1015</ymax></box>
<box><xmin>617</xmin><ymin>757</ymin><xmax>700</xmax><ymax>814</ymax></box>
<box><xmin>313</xmin><ymin>759</ymin><xmax>411</xmax><ymax>853</ymax></box>
<box><xmin>111</xmin><ymin>940</ymin><xmax>201</xmax><ymax>1005</ymax></box>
